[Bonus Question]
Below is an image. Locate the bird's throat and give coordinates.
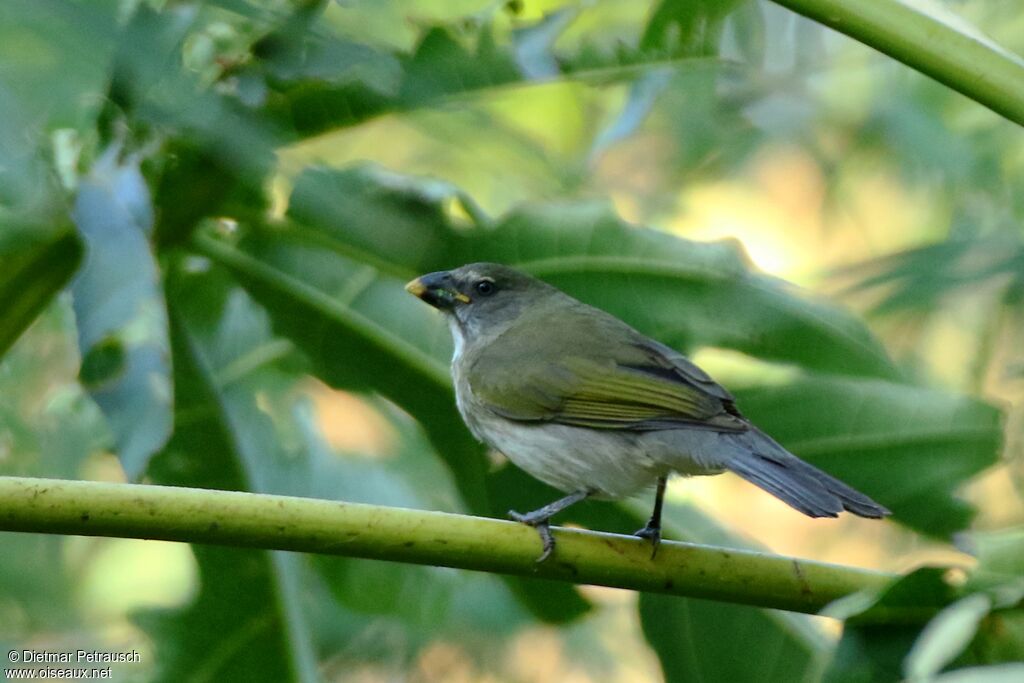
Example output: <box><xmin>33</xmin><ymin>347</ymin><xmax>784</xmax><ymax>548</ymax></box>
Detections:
<box><xmin>447</xmin><ymin>316</ymin><xmax>466</xmax><ymax>362</ymax></box>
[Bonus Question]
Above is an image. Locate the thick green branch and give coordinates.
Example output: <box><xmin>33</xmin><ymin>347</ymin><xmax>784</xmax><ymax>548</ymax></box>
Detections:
<box><xmin>0</xmin><ymin>477</ymin><xmax>896</xmax><ymax>615</ymax></box>
<box><xmin>770</xmin><ymin>0</ymin><xmax>1024</xmax><ymax>126</ymax></box>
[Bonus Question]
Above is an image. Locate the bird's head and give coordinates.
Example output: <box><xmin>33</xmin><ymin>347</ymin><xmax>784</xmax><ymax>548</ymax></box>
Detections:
<box><xmin>405</xmin><ymin>263</ymin><xmax>557</xmax><ymax>341</ymax></box>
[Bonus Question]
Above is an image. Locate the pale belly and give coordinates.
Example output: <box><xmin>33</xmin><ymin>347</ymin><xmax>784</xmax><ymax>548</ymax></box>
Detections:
<box><xmin>454</xmin><ymin>372</ymin><xmax>671</xmax><ymax>498</ymax></box>
<box><xmin>448</xmin><ymin>326</ymin><xmax>722</xmax><ymax>499</ymax></box>
<box><xmin>471</xmin><ymin>409</ymin><xmax>666</xmax><ymax>498</ymax></box>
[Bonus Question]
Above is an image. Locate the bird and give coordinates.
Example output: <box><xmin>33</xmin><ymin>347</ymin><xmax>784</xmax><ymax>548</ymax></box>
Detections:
<box><xmin>405</xmin><ymin>263</ymin><xmax>890</xmax><ymax>561</ymax></box>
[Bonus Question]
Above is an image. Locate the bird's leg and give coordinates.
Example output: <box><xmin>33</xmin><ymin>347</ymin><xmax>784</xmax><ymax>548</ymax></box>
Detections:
<box><xmin>509</xmin><ymin>490</ymin><xmax>590</xmax><ymax>563</ymax></box>
<box><xmin>634</xmin><ymin>475</ymin><xmax>667</xmax><ymax>559</ymax></box>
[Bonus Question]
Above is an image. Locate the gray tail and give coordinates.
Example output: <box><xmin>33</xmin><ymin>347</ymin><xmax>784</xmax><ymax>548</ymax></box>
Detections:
<box><xmin>726</xmin><ymin>428</ymin><xmax>890</xmax><ymax>519</ymax></box>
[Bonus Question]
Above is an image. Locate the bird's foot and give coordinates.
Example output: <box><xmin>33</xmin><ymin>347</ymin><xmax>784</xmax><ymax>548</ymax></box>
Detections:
<box><xmin>634</xmin><ymin>523</ymin><xmax>662</xmax><ymax>559</ymax></box>
<box><xmin>509</xmin><ymin>510</ymin><xmax>556</xmax><ymax>563</ymax></box>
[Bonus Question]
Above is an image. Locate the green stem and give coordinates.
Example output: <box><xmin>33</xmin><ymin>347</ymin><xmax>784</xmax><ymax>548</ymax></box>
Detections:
<box><xmin>769</xmin><ymin>0</ymin><xmax>1024</xmax><ymax>126</ymax></box>
<box><xmin>0</xmin><ymin>476</ymin><xmax>898</xmax><ymax>616</ymax></box>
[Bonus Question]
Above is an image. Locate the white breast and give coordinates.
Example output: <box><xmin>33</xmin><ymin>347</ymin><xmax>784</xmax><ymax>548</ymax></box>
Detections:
<box><xmin>447</xmin><ymin>317</ymin><xmax>465</xmax><ymax>362</ymax></box>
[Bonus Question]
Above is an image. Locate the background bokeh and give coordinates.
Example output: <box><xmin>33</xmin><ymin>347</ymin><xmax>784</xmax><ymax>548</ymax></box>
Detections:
<box><xmin>0</xmin><ymin>0</ymin><xmax>1022</xmax><ymax>681</ymax></box>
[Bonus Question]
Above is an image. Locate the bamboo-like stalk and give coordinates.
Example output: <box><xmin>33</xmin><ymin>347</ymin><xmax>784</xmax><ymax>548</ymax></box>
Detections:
<box><xmin>0</xmin><ymin>476</ymin><xmax>897</xmax><ymax>615</ymax></box>
<box><xmin>770</xmin><ymin>0</ymin><xmax>1024</xmax><ymax>126</ymax></box>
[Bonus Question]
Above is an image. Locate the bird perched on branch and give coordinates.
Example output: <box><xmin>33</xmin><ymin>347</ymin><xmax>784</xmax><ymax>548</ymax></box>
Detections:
<box><xmin>406</xmin><ymin>263</ymin><xmax>889</xmax><ymax>561</ymax></box>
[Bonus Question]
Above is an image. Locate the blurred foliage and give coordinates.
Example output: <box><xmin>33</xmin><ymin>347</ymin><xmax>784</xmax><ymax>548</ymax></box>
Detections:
<box><xmin>0</xmin><ymin>0</ymin><xmax>1022</xmax><ymax>681</ymax></box>
<box><xmin>72</xmin><ymin>147</ymin><xmax>172</xmax><ymax>478</ymax></box>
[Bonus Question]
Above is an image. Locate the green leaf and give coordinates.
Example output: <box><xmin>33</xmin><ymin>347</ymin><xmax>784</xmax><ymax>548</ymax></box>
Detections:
<box><xmin>71</xmin><ymin>148</ymin><xmax>172</xmax><ymax>479</ymax></box>
<box><xmin>0</xmin><ymin>1</ymin><xmax>116</xmax><ymax>239</ymax></box>
<box><xmin>253</xmin><ymin>7</ymin><xmax>731</xmax><ymax>139</ymax></box>
<box><xmin>139</xmin><ymin>268</ymin><xmax>319</xmax><ymax>683</ymax></box>
<box><xmin>948</xmin><ymin>528</ymin><xmax>1024</xmax><ymax>669</ymax></box>
<box><xmin>836</xmin><ymin>235</ymin><xmax>1024</xmax><ymax>317</ymax></box>
<box><xmin>637</xmin><ymin>499</ymin><xmax>830</xmax><ymax>683</ymax></box>
<box><xmin>641</xmin><ymin>0</ymin><xmax>743</xmax><ymax>57</ymax></box>
<box><xmin>973</xmin><ymin>609</ymin><xmax>1024</xmax><ymax>669</ymax></box>
<box><xmin>904</xmin><ymin>593</ymin><xmax>994</xmax><ymax>680</ymax></box>
<box><xmin>259</xmin><ymin>21</ymin><xmax>519</xmax><ymax>137</ymax></box>
<box><xmin>111</xmin><ymin>2</ymin><xmax>277</xmax><ymax>236</ymax></box>
<box><xmin>968</xmin><ymin>527</ymin><xmax>1024</xmax><ymax>583</ymax></box>
<box><xmin>153</xmin><ymin>140</ymin><xmax>269</xmax><ymax>250</ymax></box>
<box><xmin>399</xmin><ymin>27</ymin><xmax>520</xmax><ymax>104</ymax></box>
<box><xmin>824</xmin><ymin>568</ymin><xmax>959</xmax><ymax>683</ymax></box>
<box><xmin>641</xmin><ymin>595</ymin><xmax>826</xmax><ymax>683</ymax></box>
<box><xmin>0</xmin><ymin>0</ymin><xmax>117</xmax><ymax>132</ymax></box>
<box><xmin>824</xmin><ymin>545</ymin><xmax>1024</xmax><ymax>683</ymax></box>
<box><xmin>733</xmin><ymin>376</ymin><xmax>1003</xmax><ymax>538</ymax></box>
<box><xmin>0</xmin><ymin>225</ymin><xmax>82</xmax><ymax>360</ymax></box>
<box><xmin>932</xmin><ymin>665</ymin><xmax>1024</xmax><ymax>683</ymax></box>
<box><xmin>135</xmin><ymin>547</ymin><xmax>315</xmax><ymax>683</ymax></box>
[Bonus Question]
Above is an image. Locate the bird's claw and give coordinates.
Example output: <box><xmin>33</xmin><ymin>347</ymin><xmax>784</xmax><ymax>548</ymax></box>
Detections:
<box><xmin>634</xmin><ymin>524</ymin><xmax>662</xmax><ymax>559</ymax></box>
<box><xmin>533</xmin><ymin>522</ymin><xmax>555</xmax><ymax>563</ymax></box>
<box><xmin>509</xmin><ymin>509</ymin><xmax>556</xmax><ymax>562</ymax></box>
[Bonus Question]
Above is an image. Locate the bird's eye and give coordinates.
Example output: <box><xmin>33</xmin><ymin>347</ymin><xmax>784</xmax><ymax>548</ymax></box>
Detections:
<box><xmin>473</xmin><ymin>279</ymin><xmax>496</xmax><ymax>296</ymax></box>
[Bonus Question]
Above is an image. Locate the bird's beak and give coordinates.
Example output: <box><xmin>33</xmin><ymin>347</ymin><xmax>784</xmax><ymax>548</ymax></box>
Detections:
<box><xmin>405</xmin><ymin>271</ymin><xmax>471</xmax><ymax>310</ymax></box>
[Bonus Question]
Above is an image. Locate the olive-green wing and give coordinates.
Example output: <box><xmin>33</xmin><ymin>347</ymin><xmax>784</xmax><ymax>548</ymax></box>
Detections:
<box><xmin>467</xmin><ymin>305</ymin><xmax>746</xmax><ymax>432</ymax></box>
